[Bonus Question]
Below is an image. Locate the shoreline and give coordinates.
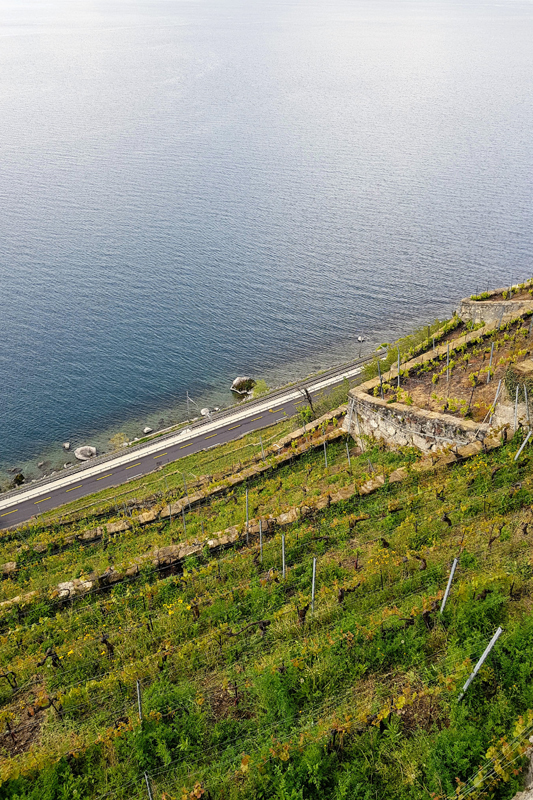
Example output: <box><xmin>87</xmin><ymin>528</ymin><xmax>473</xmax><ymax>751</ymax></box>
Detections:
<box><xmin>0</xmin><ymin>303</ymin><xmax>455</xmax><ymax>490</ymax></box>
<box><xmin>0</xmin><ymin>357</ymin><xmax>365</xmax><ymax>522</ymax></box>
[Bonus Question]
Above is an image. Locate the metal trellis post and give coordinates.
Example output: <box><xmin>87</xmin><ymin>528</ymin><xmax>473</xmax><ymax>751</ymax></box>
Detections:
<box><xmin>440</xmin><ymin>558</ymin><xmax>458</xmax><ymax>614</ymax></box>
<box><xmin>163</xmin><ymin>475</ymin><xmax>172</xmax><ymax>524</ymax></box>
<box><xmin>137</xmin><ymin>679</ymin><xmax>143</xmax><ymax>721</ymax></box>
<box><xmin>457</xmin><ymin>627</ymin><xmax>503</xmax><ymax>702</ymax></box>
<box><xmin>487</xmin><ymin>342</ymin><xmax>494</xmax><ymax>384</ymax></box>
<box><xmin>311</xmin><ymin>557</ymin><xmax>317</xmax><ymax>614</ymax></box>
<box><xmin>144</xmin><ymin>772</ymin><xmax>154</xmax><ymax>800</ymax></box>
<box><xmin>346</xmin><ymin>397</ymin><xmax>354</xmax><ymax>434</ymax></box>
<box><xmin>246</xmin><ymin>486</ymin><xmax>249</xmax><ymax>545</ymax></box>
<box><xmin>183</xmin><ymin>474</ymin><xmax>191</xmax><ymax>510</ymax></box>
<box><xmin>514</xmin><ymin>430</ymin><xmax>532</xmax><ymax>461</ymax></box>
<box><xmin>489</xmin><ymin>379</ymin><xmax>502</xmax><ymax>426</ymax></box>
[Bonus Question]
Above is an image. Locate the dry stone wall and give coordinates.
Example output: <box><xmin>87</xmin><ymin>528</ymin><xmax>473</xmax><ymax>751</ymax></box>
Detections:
<box><xmin>344</xmin><ymin>322</ymin><xmax>496</xmax><ymax>453</ymax></box>
<box><xmin>0</xmin><ymin>408</ymin><xmax>503</xmax><ymax>615</ymax></box>
<box><xmin>345</xmin><ymin>391</ymin><xmax>490</xmax><ymax>453</ymax></box>
<box><xmin>459</xmin><ymin>286</ymin><xmax>533</xmax><ymax>326</ymax></box>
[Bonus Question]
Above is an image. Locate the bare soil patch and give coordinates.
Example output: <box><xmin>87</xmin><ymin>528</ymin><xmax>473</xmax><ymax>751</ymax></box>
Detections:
<box><xmin>0</xmin><ymin>687</ymin><xmax>44</xmax><ymax>757</ymax></box>
<box><xmin>376</xmin><ymin>320</ymin><xmax>533</xmax><ymax>423</ymax></box>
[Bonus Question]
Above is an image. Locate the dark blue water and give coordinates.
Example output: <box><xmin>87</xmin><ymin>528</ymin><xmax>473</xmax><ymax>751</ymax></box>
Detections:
<box><xmin>1</xmin><ymin>0</ymin><xmax>532</xmax><ymax>476</ymax></box>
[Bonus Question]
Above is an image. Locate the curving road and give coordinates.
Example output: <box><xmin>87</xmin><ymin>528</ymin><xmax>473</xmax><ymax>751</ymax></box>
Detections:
<box><xmin>0</xmin><ymin>358</ymin><xmax>371</xmax><ymax>530</ymax></box>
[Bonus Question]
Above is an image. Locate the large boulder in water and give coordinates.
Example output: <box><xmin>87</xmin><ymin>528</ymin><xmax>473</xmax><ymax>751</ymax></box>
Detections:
<box><xmin>231</xmin><ymin>376</ymin><xmax>256</xmax><ymax>395</ymax></box>
<box><xmin>74</xmin><ymin>446</ymin><xmax>97</xmax><ymax>461</ymax></box>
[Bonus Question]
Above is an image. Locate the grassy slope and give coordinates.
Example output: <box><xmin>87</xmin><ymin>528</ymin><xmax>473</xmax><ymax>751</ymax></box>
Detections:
<box><xmin>2</xmin><ymin>371</ymin><xmax>533</xmax><ymax>799</ymax></box>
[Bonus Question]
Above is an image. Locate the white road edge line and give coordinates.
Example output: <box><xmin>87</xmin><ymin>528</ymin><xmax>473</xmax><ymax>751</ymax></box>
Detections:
<box><xmin>0</xmin><ymin>366</ymin><xmax>361</xmax><ymax>511</ymax></box>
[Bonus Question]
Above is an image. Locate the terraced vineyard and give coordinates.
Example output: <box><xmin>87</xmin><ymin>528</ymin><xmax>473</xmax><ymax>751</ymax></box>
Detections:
<box><xmin>2</xmin><ymin>403</ymin><xmax>533</xmax><ymax>799</ymax></box>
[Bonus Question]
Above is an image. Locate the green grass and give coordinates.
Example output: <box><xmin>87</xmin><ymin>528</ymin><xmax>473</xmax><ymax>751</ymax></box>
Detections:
<box><xmin>2</xmin><ymin>420</ymin><xmax>533</xmax><ymax>799</ymax></box>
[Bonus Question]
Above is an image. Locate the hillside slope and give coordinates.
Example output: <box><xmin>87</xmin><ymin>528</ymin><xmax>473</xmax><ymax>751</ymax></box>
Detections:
<box><xmin>1</xmin><ymin>380</ymin><xmax>533</xmax><ymax>799</ymax></box>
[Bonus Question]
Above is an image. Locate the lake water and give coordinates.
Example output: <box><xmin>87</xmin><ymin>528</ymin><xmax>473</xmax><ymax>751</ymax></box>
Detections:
<box><xmin>1</xmin><ymin>0</ymin><xmax>532</xmax><ymax>479</ymax></box>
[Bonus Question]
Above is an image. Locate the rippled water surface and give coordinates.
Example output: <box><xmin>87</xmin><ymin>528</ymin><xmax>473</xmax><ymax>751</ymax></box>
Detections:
<box><xmin>1</xmin><ymin>0</ymin><xmax>532</xmax><ymax>475</ymax></box>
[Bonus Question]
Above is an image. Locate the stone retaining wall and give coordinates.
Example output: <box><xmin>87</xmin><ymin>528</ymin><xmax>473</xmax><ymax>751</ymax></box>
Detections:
<box><xmin>343</xmin><ymin>322</ymin><xmax>497</xmax><ymax>453</ymax></box>
<box><xmin>0</xmin><ymin>410</ymin><xmax>504</xmax><ymax>615</ymax></box>
<box><xmin>0</xmin><ymin>407</ymin><xmax>348</xmax><ymax>576</ymax></box>
<box><xmin>492</xmin><ymin>398</ymin><xmax>529</xmax><ymax>431</ymax></box>
<box><xmin>345</xmin><ymin>391</ymin><xmax>490</xmax><ymax>453</ymax></box>
<box><xmin>459</xmin><ymin>285</ymin><xmax>533</xmax><ymax>326</ymax></box>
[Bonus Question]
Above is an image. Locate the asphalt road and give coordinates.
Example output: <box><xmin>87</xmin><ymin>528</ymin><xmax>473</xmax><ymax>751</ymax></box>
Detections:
<box><xmin>0</xmin><ymin>358</ymin><xmax>369</xmax><ymax>530</ymax></box>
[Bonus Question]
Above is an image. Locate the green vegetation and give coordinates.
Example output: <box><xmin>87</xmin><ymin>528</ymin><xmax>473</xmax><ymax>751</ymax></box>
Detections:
<box><xmin>311</xmin><ymin>379</ymin><xmax>350</xmax><ymax>419</ymax></box>
<box><xmin>470</xmin><ymin>280</ymin><xmax>533</xmax><ymax>302</ymax></box>
<box><xmin>363</xmin><ymin>317</ymin><xmax>461</xmax><ymax>382</ymax></box>
<box><xmin>109</xmin><ymin>432</ymin><xmax>129</xmax><ymax>450</ymax></box>
<box><xmin>252</xmin><ymin>380</ymin><xmax>270</xmax><ymax>398</ymax></box>
<box><xmin>504</xmin><ymin>362</ymin><xmax>533</xmax><ymax>404</ymax></box>
<box><xmin>374</xmin><ymin>315</ymin><xmax>533</xmax><ymax>423</ymax></box>
<box><xmin>3</xmin><ymin>393</ymin><xmax>533</xmax><ymax>798</ymax></box>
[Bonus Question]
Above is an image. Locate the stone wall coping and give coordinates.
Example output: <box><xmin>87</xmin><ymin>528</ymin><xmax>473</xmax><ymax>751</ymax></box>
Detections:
<box><xmin>464</xmin><ymin>296</ymin><xmax>533</xmax><ymax>308</ymax></box>
<box><xmin>465</xmin><ymin>280</ymin><xmax>533</xmax><ymax>302</ymax></box>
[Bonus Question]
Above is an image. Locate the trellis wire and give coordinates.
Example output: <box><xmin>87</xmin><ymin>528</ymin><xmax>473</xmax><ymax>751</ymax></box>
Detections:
<box><xmin>4</xmin><ymin>440</ymin><xmax>529</xmax><ymax>627</ymax></box>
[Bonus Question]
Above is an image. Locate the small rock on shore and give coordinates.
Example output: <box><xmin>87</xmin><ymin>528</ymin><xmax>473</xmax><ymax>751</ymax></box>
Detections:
<box><xmin>74</xmin><ymin>446</ymin><xmax>97</xmax><ymax>461</ymax></box>
<box><xmin>231</xmin><ymin>376</ymin><xmax>256</xmax><ymax>394</ymax></box>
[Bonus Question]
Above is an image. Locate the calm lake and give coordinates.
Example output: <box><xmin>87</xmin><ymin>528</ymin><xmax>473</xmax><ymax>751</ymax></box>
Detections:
<box><xmin>1</xmin><ymin>0</ymin><xmax>532</xmax><ymax>478</ymax></box>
